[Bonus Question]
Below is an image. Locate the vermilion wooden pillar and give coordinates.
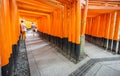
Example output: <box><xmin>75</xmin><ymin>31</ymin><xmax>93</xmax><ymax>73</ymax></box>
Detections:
<box><xmin>80</xmin><ymin>0</ymin><xmax>88</xmax><ymax>57</ymax></box>
<box><xmin>106</xmin><ymin>13</ymin><xmax>112</xmax><ymax>50</ymax></box>
<box><xmin>70</xmin><ymin>1</ymin><xmax>76</xmax><ymax>58</ymax></box>
<box><xmin>114</xmin><ymin>11</ymin><xmax>120</xmax><ymax>53</ymax></box>
<box><xmin>75</xmin><ymin>0</ymin><xmax>81</xmax><ymax>60</ymax></box>
<box><xmin>1</xmin><ymin>0</ymin><xmax>12</xmax><ymax>67</ymax></box>
<box><xmin>110</xmin><ymin>12</ymin><xmax>117</xmax><ymax>51</ymax></box>
<box><xmin>1</xmin><ymin>0</ymin><xmax>21</xmax><ymax>75</ymax></box>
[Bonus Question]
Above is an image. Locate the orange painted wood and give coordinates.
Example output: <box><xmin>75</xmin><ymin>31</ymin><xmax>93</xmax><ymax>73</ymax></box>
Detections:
<box><xmin>104</xmin><ymin>13</ymin><xmax>111</xmax><ymax>39</ymax></box>
<box><xmin>1</xmin><ymin>0</ymin><xmax>12</xmax><ymax>66</ymax></box>
<box><xmin>68</xmin><ymin>6</ymin><xmax>72</xmax><ymax>42</ymax></box>
<box><xmin>109</xmin><ymin>11</ymin><xmax>116</xmax><ymax>39</ymax></box>
<box><xmin>71</xmin><ymin>2</ymin><xmax>76</xmax><ymax>43</ymax></box>
<box><xmin>114</xmin><ymin>11</ymin><xmax>120</xmax><ymax>40</ymax></box>
<box><xmin>63</xmin><ymin>4</ymin><xmax>68</xmax><ymax>38</ymax></box>
<box><xmin>75</xmin><ymin>0</ymin><xmax>81</xmax><ymax>44</ymax></box>
<box><xmin>81</xmin><ymin>0</ymin><xmax>88</xmax><ymax>35</ymax></box>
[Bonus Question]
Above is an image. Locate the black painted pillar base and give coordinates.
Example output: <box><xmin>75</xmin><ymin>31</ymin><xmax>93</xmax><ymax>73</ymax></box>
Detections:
<box><xmin>75</xmin><ymin>44</ymin><xmax>80</xmax><ymax>61</ymax></box>
<box><xmin>1</xmin><ymin>42</ymin><xmax>19</xmax><ymax>76</ymax></box>
<box><xmin>71</xmin><ymin>43</ymin><xmax>75</xmax><ymax>59</ymax></box>
<box><xmin>2</xmin><ymin>64</ymin><xmax>9</xmax><ymax>76</ymax></box>
<box><xmin>63</xmin><ymin>38</ymin><xmax>68</xmax><ymax>54</ymax></box>
<box><xmin>68</xmin><ymin>42</ymin><xmax>72</xmax><ymax>56</ymax></box>
<box><xmin>118</xmin><ymin>42</ymin><xmax>120</xmax><ymax>54</ymax></box>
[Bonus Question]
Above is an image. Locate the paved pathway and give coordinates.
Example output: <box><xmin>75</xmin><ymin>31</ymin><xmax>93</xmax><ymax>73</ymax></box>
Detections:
<box><xmin>84</xmin><ymin>42</ymin><xmax>120</xmax><ymax>76</ymax></box>
<box><xmin>85</xmin><ymin>41</ymin><xmax>120</xmax><ymax>58</ymax></box>
<box><xmin>26</xmin><ymin>31</ymin><xmax>120</xmax><ymax>76</ymax></box>
<box><xmin>26</xmin><ymin>31</ymin><xmax>89</xmax><ymax>76</ymax></box>
<box><xmin>85</xmin><ymin>60</ymin><xmax>120</xmax><ymax>76</ymax></box>
<box><xmin>70</xmin><ymin>41</ymin><xmax>120</xmax><ymax>76</ymax></box>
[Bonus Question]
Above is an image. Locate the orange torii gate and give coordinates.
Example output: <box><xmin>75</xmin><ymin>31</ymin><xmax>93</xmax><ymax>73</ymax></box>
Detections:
<box><xmin>85</xmin><ymin>11</ymin><xmax>120</xmax><ymax>53</ymax></box>
<box><xmin>1</xmin><ymin>0</ymin><xmax>120</xmax><ymax>76</ymax></box>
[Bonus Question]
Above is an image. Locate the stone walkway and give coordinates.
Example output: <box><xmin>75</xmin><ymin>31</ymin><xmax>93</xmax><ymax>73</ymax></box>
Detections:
<box><xmin>85</xmin><ymin>60</ymin><xmax>120</xmax><ymax>76</ymax></box>
<box><xmin>26</xmin><ymin>30</ymin><xmax>120</xmax><ymax>76</ymax></box>
<box><xmin>69</xmin><ymin>41</ymin><xmax>120</xmax><ymax>76</ymax></box>
<box><xmin>85</xmin><ymin>41</ymin><xmax>120</xmax><ymax>58</ymax></box>
<box><xmin>70</xmin><ymin>57</ymin><xmax>120</xmax><ymax>76</ymax></box>
<box><xmin>26</xmin><ymin>31</ymin><xmax>89</xmax><ymax>76</ymax></box>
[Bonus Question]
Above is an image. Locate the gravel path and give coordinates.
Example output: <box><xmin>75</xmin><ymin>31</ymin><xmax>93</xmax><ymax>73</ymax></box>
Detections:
<box><xmin>14</xmin><ymin>40</ymin><xmax>30</xmax><ymax>76</ymax></box>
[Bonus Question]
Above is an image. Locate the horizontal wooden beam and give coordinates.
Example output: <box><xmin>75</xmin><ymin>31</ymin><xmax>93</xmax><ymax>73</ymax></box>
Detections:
<box><xmin>89</xmin><ymin>0</ymin><xmax>120</xmax><ymax>2</ymax></box>
<box><xmin>17</xmin><ymin>0</ymin><xmax>56</xmax><ymax>9</ymax></box>
<box><xmin>20</xmin><ymin>14</ymin><xmax>45</xmax><ymax>18</ymax></box>
<box><xmin>17</xmin><ymin>2</ymin><xmax>55</xmax><ymax>12</ymax></box>
<box><xmin>88</xmin><ymin>5</ymin><xmax>120</xmax><ymax>10</ymax></box>
<box><xmin>17</xmin><ymin>4</ymin><xmax>53</xmax><ymax>14</ymax></box>
<box><xmin>36</xmin><ymin>0</ymin><xmax>63</xmax><ymax>8</ymax></box>
<box><xmin>18</xmin><ymin>9</ymin><xmax>50</xmax><ymax>17</ymax></box>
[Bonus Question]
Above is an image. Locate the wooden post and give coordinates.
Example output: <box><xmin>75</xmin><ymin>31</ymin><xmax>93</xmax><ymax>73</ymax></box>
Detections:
<box><xmin>115</xmin><ymin>11</ymin><xmax>120</xmax><ymax>53</ymax></box>
<box><xmin>111</xmin><ymin>12</ymin><xmax>117</xmax><ymax>51</ymax></box>
<box><xmin>1</xmin><ymin>0</ymin><xmax>12</xmax><ymax>67</ymax></box>
<box><xmin>68</xmin><ymin>5</ymin><xmax>72</xmax><ymax>56</ymax></box>
<box><xmin>71</xmin><ymin>1</ymin><xmax>76</xmax><ymax>59</ymax></box>
<box><xmin>106</xmin><ymin>13</ymin><xmax>112</xmax><ymax>50</ymax></box>
<box><xmin>63</xmin><ymin>4</ymin><xmax>68</xmax><ymax>54</ymax></box>
<box><xmin>80</xmin><ymin>0</ymin><xmax>88</xmax><ymax>58</ymax></box>
<box><xmin>81</xmin><ymin>0</ymin><xmax>88</xmax><ymax>35</ymax></box>
<box><xmin>75</xmin><ymin>0</ymin><xmax>81</xmax><ymax>61</ymax></box>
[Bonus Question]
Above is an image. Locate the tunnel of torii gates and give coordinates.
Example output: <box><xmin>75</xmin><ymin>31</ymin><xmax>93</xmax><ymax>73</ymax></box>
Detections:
<box><xmin>0</xmin><ymin>0</ymin><xmax>120</xmax><ymax>72</ymax></box>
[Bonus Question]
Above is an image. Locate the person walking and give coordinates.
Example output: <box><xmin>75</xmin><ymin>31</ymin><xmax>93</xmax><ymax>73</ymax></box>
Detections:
<box><xmin>20</xmin><ymin>20</ymin><xmax>27</xmax><ymax>40</ymax></box>
<box><xmin>31</xmin><ymin>22</ymin><xmax>36</xmax><ymax>36</ymax></box>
